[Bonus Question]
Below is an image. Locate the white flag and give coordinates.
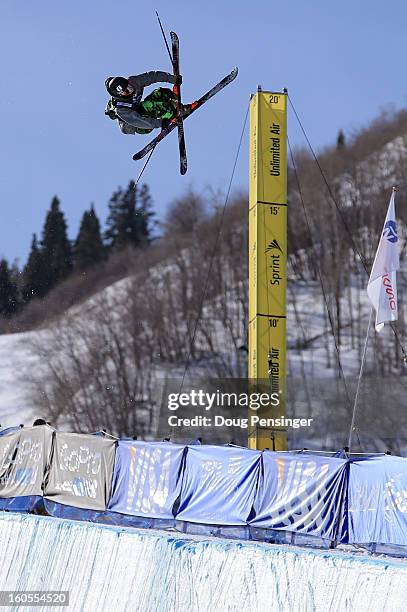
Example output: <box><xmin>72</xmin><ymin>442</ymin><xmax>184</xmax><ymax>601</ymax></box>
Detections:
<box><xmin>367</xmin><ymin>190</ymin><xmax>399</xmax><ymax>332</ymax></box>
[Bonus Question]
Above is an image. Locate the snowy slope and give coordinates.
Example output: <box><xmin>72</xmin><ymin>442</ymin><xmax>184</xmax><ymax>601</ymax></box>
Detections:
<box><xmin>0</xmin><ymin>513</ymin><xmax>406</xmax><ymax>612</ymax></box>
<box><xmin>0</xmin><ymin>267</ymin><xmax>404</xmax><ymax>438</ymax></box>
<box><xmin>1</xmin><ymin>135</ymin><xmax>407</xmax><ymax>432</ymax></box>
<box><xmin>0</xmin><ymin>331</ymin><xmax>39</xmax><ymax>428</ymax></box>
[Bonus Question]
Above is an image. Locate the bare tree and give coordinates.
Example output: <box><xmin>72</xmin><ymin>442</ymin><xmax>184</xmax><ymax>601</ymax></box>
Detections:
<box><xmin>23</xmin><ymin>289</ymin><xmax>155</xmax><ymax>437</ymax></box>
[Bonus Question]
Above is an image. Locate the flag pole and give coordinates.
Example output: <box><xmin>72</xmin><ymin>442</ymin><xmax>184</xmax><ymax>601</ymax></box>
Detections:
<box><xmin>348</xmin><ymin>307</ymin><xmax>373</xmax><ymax>452</ymax></box>
<box><xmin>349</xmin><ymin>186</ymin><xmax>400</xmax><ymax>452</ymax></box>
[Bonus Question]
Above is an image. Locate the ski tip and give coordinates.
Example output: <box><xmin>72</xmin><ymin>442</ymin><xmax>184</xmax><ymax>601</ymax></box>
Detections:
<box><xmin>170</xmin><ymin>31</ymin><xmax>179</xmax><ymax>41</ymax></box>
<box><xmin>232</xmin><ymin>67</ymin><xmax>238</xmax><ymax>77</ymax></box>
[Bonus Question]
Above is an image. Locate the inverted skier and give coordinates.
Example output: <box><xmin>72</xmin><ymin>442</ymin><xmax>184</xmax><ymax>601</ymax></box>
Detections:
<box><xmin>104</xmin><ymin>71</ymin><xmax>189</xmax><ymax>135</ymax></box>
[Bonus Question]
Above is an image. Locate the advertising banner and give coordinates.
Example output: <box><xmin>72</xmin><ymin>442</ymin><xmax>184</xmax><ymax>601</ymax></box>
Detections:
<box><xmin>108</xmin><ymin>441</ymin><xmax>185</xmax><ymax>519</ymax></box>
<box><xmin>251</xmin><ymin>452</ymin><xmax>347</xmax><ymax>540</ymax></box>
<box><xmin>0</xmin><ymin>425</ymin><xmax>53</xmax><ymax>498</ymax></box>
<box><xmin>348</xmin><ymin>455</ymin><xmax>407</xmax><ymax>546</ymax></box>
<box><xmin>176</xmin><ymin>445</ymin><xmax>261</xmax><ymax>525</ymax></box>
<box><xmin>44</xmin><ymin>432</ymin><xmax>116</xmax><ymax>511</ymax></box>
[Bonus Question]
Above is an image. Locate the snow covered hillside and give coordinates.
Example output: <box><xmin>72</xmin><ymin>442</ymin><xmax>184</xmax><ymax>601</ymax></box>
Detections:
<box><xmin>1</xmin><ymin>258</ymin><xmax>406</xmax><ymax>454</ymax></box>
<box><xmin>0</xmin><ymin>331</ymin><xmax>38</xmax><ymax>428</ymax></box>
<box><xmin>2</xmin><ymin>123</ymin><xmax>407</xmax><ymax>447</ymax></box>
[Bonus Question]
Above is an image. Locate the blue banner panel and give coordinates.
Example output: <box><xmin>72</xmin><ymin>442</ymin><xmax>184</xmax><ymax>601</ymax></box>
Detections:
<box><xmin>108</xmin><ymin>441</ymin><xmax>185</xmax><ymax>519</ymax></box>
<box><xmin>43</xmin><ymin>500</ymin><xmax>100</xmax><ymax>522</ymax></box>
<box><xmin>176</xmin><ymin>445</ymin><xmax>261</xmax><ymax>525</ymax></box>
<box><xmin>347</xmin><ymin>456</ymin><xmax>407</xmax><ymax>546</ymax></box>
<box><xmin>250</xmin><ymin>452</ymin><xmax>347</xmax><ymax>540</ymax></box>
<box><xmin>0</xmin><ymin>496</ymin><xmax>42</xmax><ymax>513</ymax></box>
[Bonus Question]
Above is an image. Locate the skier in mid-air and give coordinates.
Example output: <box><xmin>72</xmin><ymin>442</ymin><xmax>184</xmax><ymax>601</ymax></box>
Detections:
<box><xmin>104</xmin><ymin>31</ymin><xmax>237</xmax><ymax>174</ymax></box>
<box><xmin>105</xmin><ymin>71</ymin><xmax>185</xmax><ymax>135</ymax></box>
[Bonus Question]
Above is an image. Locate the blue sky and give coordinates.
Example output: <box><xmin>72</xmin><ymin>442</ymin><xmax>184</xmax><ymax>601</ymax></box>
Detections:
<box><xmin>1</xmin><ymin>0</ymin><xmax>406</xmax><ymax>264</ymax></box>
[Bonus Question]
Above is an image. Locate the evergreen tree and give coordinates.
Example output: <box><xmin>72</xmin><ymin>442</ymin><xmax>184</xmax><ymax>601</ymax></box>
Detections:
<box><xmin>74</xmin><ymin>205</ymin><xmax>105</xmax><ymax>271</ymax></box>
<box><xmin>41</xmin><ymin>196</ymin><xmax>72</xmax><ymax>293</ymax></box>
<box><xmin>23</xmin><ymin>234</ymin><xmax>46</xmax><ymax>300</ymax></box>
<box><xmin>104</xmin><ymin>187</ymin><xmax>121</xmax><ymax>249</ymax></box>
<box><xmin>0</xmin><ymin>259</ymin><xmax>18</xmax><ymax>317</ymax></box>
<box><xmin>9</xmin><ymin>259</ymin><xmax>22</xmax><ymax>312</ymax></box>
<box><xmin>136</xmin><ymin>183</ymin><xmax>155</xmax><ymax>243</ymax></box>
<box><xmin>105</xmin><ymin>181</ymin><xmax>154</xmax><ymax>250</ymax></box>
<box><xmin>337</xmin><ymin>129</ymin><xmax>346</xmax><ymax>149</ymax></box>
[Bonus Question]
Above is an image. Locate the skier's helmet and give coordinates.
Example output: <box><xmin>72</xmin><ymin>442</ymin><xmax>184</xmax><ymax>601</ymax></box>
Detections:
<box><xmin>105</xmin><ymin>76</ymin><xmax>133</xmax><ymax>99</ymax></box>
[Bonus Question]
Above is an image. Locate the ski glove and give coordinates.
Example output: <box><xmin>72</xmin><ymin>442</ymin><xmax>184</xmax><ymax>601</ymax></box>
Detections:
<box><xmin>105</xmin><ymin>99</ymin><xmax>117</xmax><ymax>120</ymax></box>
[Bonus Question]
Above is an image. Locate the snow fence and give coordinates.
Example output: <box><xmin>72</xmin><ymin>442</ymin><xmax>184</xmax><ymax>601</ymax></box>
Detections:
<box><xmin>0</xmin><ymin>426</ymin><xmax>407</xmax><ymax>554</ymax></box>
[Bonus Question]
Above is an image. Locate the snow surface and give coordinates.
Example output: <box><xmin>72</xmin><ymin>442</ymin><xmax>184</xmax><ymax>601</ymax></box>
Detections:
<box><xmin>0</xmin><ymin>331</ymin><xmax>39</xmax><ymax>428</ymax></box>
<box><xmin>0</xmin><ymin>512</ymin><xmax>405</xmax><ymax>612</ymax></box>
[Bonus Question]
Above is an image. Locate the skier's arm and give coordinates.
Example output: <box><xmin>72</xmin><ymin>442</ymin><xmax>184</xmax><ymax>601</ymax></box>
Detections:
<box><xmin>128</xmin><ymin>71</ymin><xmax>177</xmax><ymax>91</ymax></box>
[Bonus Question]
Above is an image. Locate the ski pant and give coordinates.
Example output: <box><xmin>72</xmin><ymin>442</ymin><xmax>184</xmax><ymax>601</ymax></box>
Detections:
<box><xmin>138</xmin><ymin>88</ymin><xmax>177</xmax><ymax>121</ymax></box>
<box><xmin>130</xmin><ymin>88</ymin><xmax>178</xmax><ymax>135</ymax></box>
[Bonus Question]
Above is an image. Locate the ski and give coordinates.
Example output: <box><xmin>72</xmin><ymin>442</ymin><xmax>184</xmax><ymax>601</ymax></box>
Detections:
<box><xmin>170</xmin><ymin>32</ymin><xmax>187</xmax><ymax>175</ymax></box>
<box><xmin>132</xmin><ymin>67</ymin><xmax>238</xmax><ymax>161</ymax></box>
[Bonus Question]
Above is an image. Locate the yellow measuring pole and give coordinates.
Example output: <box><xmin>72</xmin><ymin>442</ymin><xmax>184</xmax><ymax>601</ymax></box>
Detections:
<box><xmin>248</xmin><ymin>89</ymin><xmax>287</xmax><ymax>451</ymax></box>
